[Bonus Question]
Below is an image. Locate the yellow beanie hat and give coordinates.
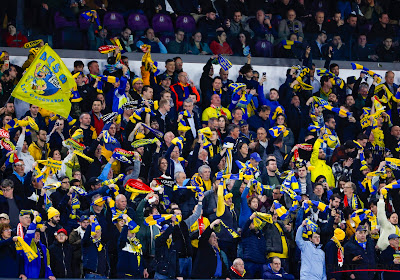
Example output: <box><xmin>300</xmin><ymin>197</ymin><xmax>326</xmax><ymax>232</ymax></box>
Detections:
<box><xmin>334</xmin><ymin>228</ymin><xmax>345</xmax><ymax>241</ymax></box>
<box><xmin>47</xmin><ymin>207</ymin><xmax>60</xmax><ymax>220</ymax></box>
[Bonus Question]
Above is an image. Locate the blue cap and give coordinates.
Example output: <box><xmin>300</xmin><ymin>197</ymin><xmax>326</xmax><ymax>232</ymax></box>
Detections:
<box><xmin>159</xmin><ymin>73</ymin><xmax>172</xmax><ymax>80</ymax></box>
<box><xmin>388</xmin><ymin>233</ymin><xmax>400</xmax><ymax>240</ymax></box>
<box><xmin>356</xmin><ymin>225</ymin><xmax>367</xmax><ymax>232</ymax></box>
<box><xmin>79</xmin><ymin>215</ymin><xmax>89</xmax><ymax>222</ymax></box>
<box><xmin>239</xmin><ymin>120</ymin><xmax>248</xmax><ymax>127</ymax></box>
<box><xmin>250</xmin><ymin>152</ymin><xmax>261</xmax><ymax>162</ymax></box>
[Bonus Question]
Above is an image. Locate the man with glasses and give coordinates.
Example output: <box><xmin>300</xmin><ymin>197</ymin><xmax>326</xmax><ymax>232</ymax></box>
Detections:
<box><xmin>263</xmin><ymin>256</ymin><xmax>294</xmax><ymax>279</ymax></box>
<box><xmin>50</xmin><ymin>176</ymin><xmax>70</xmax><ymax>209</ymax></box>
<box><xmin>0</xmin><ymin>179</ymin><xmax>23</xmax><ymax>228</ymax></box>
<box><xmin>7</xmin><ymin>160</ymin><xmax>28</xmax><ymax>198</ymax></box>
<box><xmin>170</xmin><ymin>71</ymin><xmax>200</xmax><ymax>111</ymax></box>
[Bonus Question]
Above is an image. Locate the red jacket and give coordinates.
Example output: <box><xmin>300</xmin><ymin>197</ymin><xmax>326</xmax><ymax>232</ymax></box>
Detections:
<box><xmin>6</xmin><ymin>32</ymin><xmax>28</xmax><ymax>48</ymax></box>
<box><xmin>210</xmin><ymin>41</ymin><xmax>233</xmax><ymax>55</ymax></box>
<box><xmin>170</xmin><ymin>82</ymin><xmax>200</xmax><ymax>111</ymax></box>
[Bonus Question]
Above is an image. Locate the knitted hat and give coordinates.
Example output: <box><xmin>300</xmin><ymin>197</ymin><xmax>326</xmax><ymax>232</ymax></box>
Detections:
<box><xmin>228</xmin><ymin>83</ymin><xmax>246</xmax><ymax>94</ymax></box>
<box><xmin>47</xmin><ymin>207</ymin><xmax>60</xmax><ymax>220</ymax></box>
<box><xmin>334</xmin><ymin>228</ymin><xmax>345</xmax><ymax>241</ymax></box>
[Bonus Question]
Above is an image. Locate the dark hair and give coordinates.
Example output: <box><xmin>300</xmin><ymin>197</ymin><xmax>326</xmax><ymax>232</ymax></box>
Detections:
<box><xmin>173</xmin><ymin>56</ymin><xmax>182</xmax><ymax>61</ymax></box>
<box><xmin>330</xmin><ymin>193</ymin><xmax>341</xmax><ymax>201</ymax></box>
<box><xmin>87</xmin><ymin>60</ymin><xmax>98</xmax><ymax>68</ymax></box>
<box><xmin>175</xmin><ymin>29</ymin><xmax>184</xmax><ymax>34</ymax></box>
<box><xmin>240</xmin><ymin>64</ymin><xmax>253</xmax><ymax>75</ymax></box>
<box><xmin>122</xmin><ymin>26</ymin><xmax>132</xmax><ymax>33</ymax></box>
<box><xmin>143</xmin><ymin>85</ymin><xmax>152</xmax><ymax>93</ymax></box>
<box><xmin>165</xmin><ymin>58</ymin><xmax>174</xmax><ymax>65</ymax></box>
<box><xmin>247</xmin><ymin>196</ymin><xmax>259</xmax><ymax>207</ymax></box>
<box><xmin>338</xmin><ymin>175</ymin><xmax>349</xmax><ymax>183</ymax></box>
<box><xmin>232</xmin><ymin>107</ymin><xmax>243</xmax><ymax>115</ymax></box>
<box><xmin>0</xmin><ymin>223</ymin><xmax>11</xmax><ymax>235</ymax></box>
<box><xmin>74</xmin><ymin>60</ymin><xmax>84</xmax><ymax>68</ymax></box>
<box><xmin>324</xmin><ymin>114</ymin><xmax>335</xmax><ymax>123</ymax></box>
<box><xmin>320</xmin><ymin>75</ymin><xmax>330</xmax><ymax>87</ymax></box>
<box><xmin>329</xmin><ymin>63</ymin><xmax>339</xmax><ymax>71</ymax></box>
<box><xmin>213</xmin><ymin>76</ymin><xmax>222</xmax><ymax>83</ymax></box>
<box><xmin>258</xmin><ymin>105</ymin><xmax>271</xmax><ymax>113</ymax></box>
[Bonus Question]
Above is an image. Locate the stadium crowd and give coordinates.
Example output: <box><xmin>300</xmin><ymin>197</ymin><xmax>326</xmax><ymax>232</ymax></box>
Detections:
<box><xmin>3</xmin><ymin>0</ymin><xmax>400</xmax><ymax>60</ymax></box>
<box><xmin>1</xmin><ymin>2</ymin><xmax>400</xmax><ymax>280</ymax></box>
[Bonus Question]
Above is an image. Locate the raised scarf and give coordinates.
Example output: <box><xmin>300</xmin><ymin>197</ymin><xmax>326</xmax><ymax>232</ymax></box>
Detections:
<box><xmin>331</xmin><ymin>236</ymin><xmax>344</xmax><ymax>267</ymax></box>
<box><xmin>344</xmin><ymin>194</ymin><xmax>358</xmax><ymax>209</ymax></box>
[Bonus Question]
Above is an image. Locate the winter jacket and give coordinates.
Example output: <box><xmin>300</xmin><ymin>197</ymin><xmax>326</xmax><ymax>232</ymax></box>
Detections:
<box><xmin>262</xmin><ymin>263</ymin><xmax>294</xmax><ymax>279</ymax></box>
<box><xmin>379</xmin><ymin>245</ymin><xmax>400</xmax><ymax>280</ymax></box>
<box><xmin>49</xmin><ymin>241</ymin><xmax>73</xmax><ymax>278</ymax></box>
<box><xmin>23</xmin><ymin>222</ymin><xmax>54</xmax><ymax>279</ymax></box>
<box><xmin>377</xmin><ymin>198</ymin><xmax>399</xmax><ymax>250</ymax></box>
<box><xmin>154</xmin><ymin>225</ymin><xmax>181</xmax><ymax>278</ymax></box>
<box><xmin>81</xmin><ymin>224</ymin><xmax>109</xmax><ymax>276</ymax></box>
<box><xmin>117</xmin><ymin>226</ymin><xmax>143</xmax><ymax>278</ymax></box>
<box><xmin>238</xmin><ymin>186</ymin><xmax>253</xmax><ymax>229</ymax></box>
<box><xmin>69</xmin><ymin>226</ymin><xmax>85</xmax><ymax>278</ymax></box>
<box><xmin>0</xmin><ymin>237</ymin><xmax>25</xmax><ymax>277</ymax></box>
<box><xmin>263</xmin><ymin>220</ymin><xmax>289</xmax><ymax>255</ymax></box>
<box><xmin>343</xmin><ymin>236</ymin><xmax>376</xmax><ymax>280</ymax></box>
<box><xmin>324</xmin><ymin>239</ymin><xmax>343</xmax><ymax>280</ymax></box>
<box><xmin>295</xmin><ymin>225</ymin><xmax>326</xmax><ymax>280</ymax></box>
<box><xmin>241</xmin><ymin>219</ymin><xmax>266</xmax><ymax>264</ymax></box>
<box><xmin>191</xmin><ymin>226</ymin><xmax>228</xmax><ymax>279</ymax></box>
<box><xmin>310</xmin><ymin>139</ymin><xmax>335</xmax><ymax>187</ymax></box>
<box><xmin>27</xmin><ymin>141</ymin><xmax>50</xmax><ymax>161</ymax></box>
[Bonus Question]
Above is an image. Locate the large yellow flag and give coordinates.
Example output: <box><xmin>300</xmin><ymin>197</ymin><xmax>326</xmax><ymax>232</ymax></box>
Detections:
<box><xmin>12</xmin><ymin>44</ymin><xmax>75</xmax><ymax>118</ymax></box>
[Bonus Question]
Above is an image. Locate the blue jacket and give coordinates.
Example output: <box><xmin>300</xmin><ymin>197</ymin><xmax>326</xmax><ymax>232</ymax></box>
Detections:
<box><xmin>241</xmin><ymin>219</ymin><xmax>266</xmax><ymax>264</ymax></box>
<box><xmin>295</xmin><ymin>225</ymin><xmax>326</xmax><ymax>280</ymax></box>
<box><xmin>117</xmin><ymin>226</ymin><xmax>143</xmax><ymax>277</ymax></box>
<box><xmin>262</xmin><ymin>263</ymin><xmax>294</xmax><ymax>279</ymax></box>
<box><xmin>247</xmin><ymin>114</ymin><xmax>269</xmax><ymax>133</ymax></box>
<box><xmin>238</xmin><ymin>186</ymin><xmax>252</xmax><ymax>229</ymax></box>
<box><xmin>0</xmin><ymin>237</ymin><xmax>25</xmax><ymax>277</ymax></box>
<box><xmin>23</xmin><ymin>222</ymin><xmax>53</xmax><ymax>279</ymax></box>
<box><xmin>81</xmin><ymin>224</ymin><xmax>109</xmax><ymax>276</ymax></box>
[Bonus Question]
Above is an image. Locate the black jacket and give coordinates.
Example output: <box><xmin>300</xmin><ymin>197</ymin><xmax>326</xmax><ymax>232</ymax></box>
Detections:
<box><xmin>49</xmin><ymin>241</ymin><xmax>73</xmax><ymax>278</ymax></box>
<box><xmin>191</xmin><ymin>226</ymin><xmax>228</xmax><ymax>279</ymax></box>
<box><xmin>263</xmin><ymin>220</ymin><xmax>289</xmax><ymax>254</ymax></box>
<box><xmin>379</xmin><ymin>245</ymin><xmax>400</xmax><ymax>280</ymax></box>
<box><xmin>325</xmin><ymin>239</ymin><xmax>343</xmax><ymax>280</ymax></box>
<box><xmin>154</xmin><ymin>225</ymin><xmax>181</xmax><ymax>278</ymax></box>
<box><xmin>172</xmin><ymin>221</ymin><xmax>193</xmax><ymax>258</ymax></box>
<box><xmin>344</xmin><ymin>236</ymin><xmax>376</xmax><ymax>280</ymax></box>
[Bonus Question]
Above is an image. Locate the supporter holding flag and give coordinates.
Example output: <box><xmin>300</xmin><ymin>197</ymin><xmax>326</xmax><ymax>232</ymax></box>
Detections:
<box><xmin>296</xmin><ymin>220</ymin><xmax>326</xmax><ymax>280</ymax></box>
<box><xmin>0</xmin><ymin>223</ymin><xmax>27</xmax><ymax>279</ymax></box>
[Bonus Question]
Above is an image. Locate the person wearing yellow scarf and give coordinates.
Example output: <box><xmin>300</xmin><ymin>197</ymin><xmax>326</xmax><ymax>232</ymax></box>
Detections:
<box><xmin>325</xmin><ymin>228</ymin><xmax>345</xmax><ymax>279</ymax></box>
<box><xmin>116</xmin><ymin>215</ymin><xmax>146</xmax><ymax>278</ymax></box>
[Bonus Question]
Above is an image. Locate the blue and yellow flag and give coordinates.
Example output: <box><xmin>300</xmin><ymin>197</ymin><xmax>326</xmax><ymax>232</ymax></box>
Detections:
<box><xmin>12</xmin><ymin>45</ymin><xmax>75</xmax><ymax>118</ymax></box>
<box><xmin>218</xmin><ymin>55</ymin><xmax>232</xmax><ymax>71</ymax></box>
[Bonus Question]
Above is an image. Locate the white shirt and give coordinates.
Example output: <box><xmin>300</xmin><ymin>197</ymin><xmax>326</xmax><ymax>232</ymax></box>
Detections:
<box><xmin>173</xmin><ymin>160</ymin><xmax>184</xmax><ymax>174</ymax></box>
<box><xmin>187</xmin><ymin>117</ymin><xmax>197</xmax><ymax>138</ymax></box>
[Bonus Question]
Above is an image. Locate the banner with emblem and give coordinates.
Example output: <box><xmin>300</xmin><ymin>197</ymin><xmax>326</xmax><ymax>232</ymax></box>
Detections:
<box><xmin>12</xmin><ymin>44</ymin><xmax>75</xmax><ymax>118</ymax></box>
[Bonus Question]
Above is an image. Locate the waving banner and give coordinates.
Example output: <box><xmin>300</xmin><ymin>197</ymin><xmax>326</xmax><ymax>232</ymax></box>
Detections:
<box><xmin>12</xmin><ymin>44</ymin><xmax>75</xmax><ymax>118</ymax></box>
